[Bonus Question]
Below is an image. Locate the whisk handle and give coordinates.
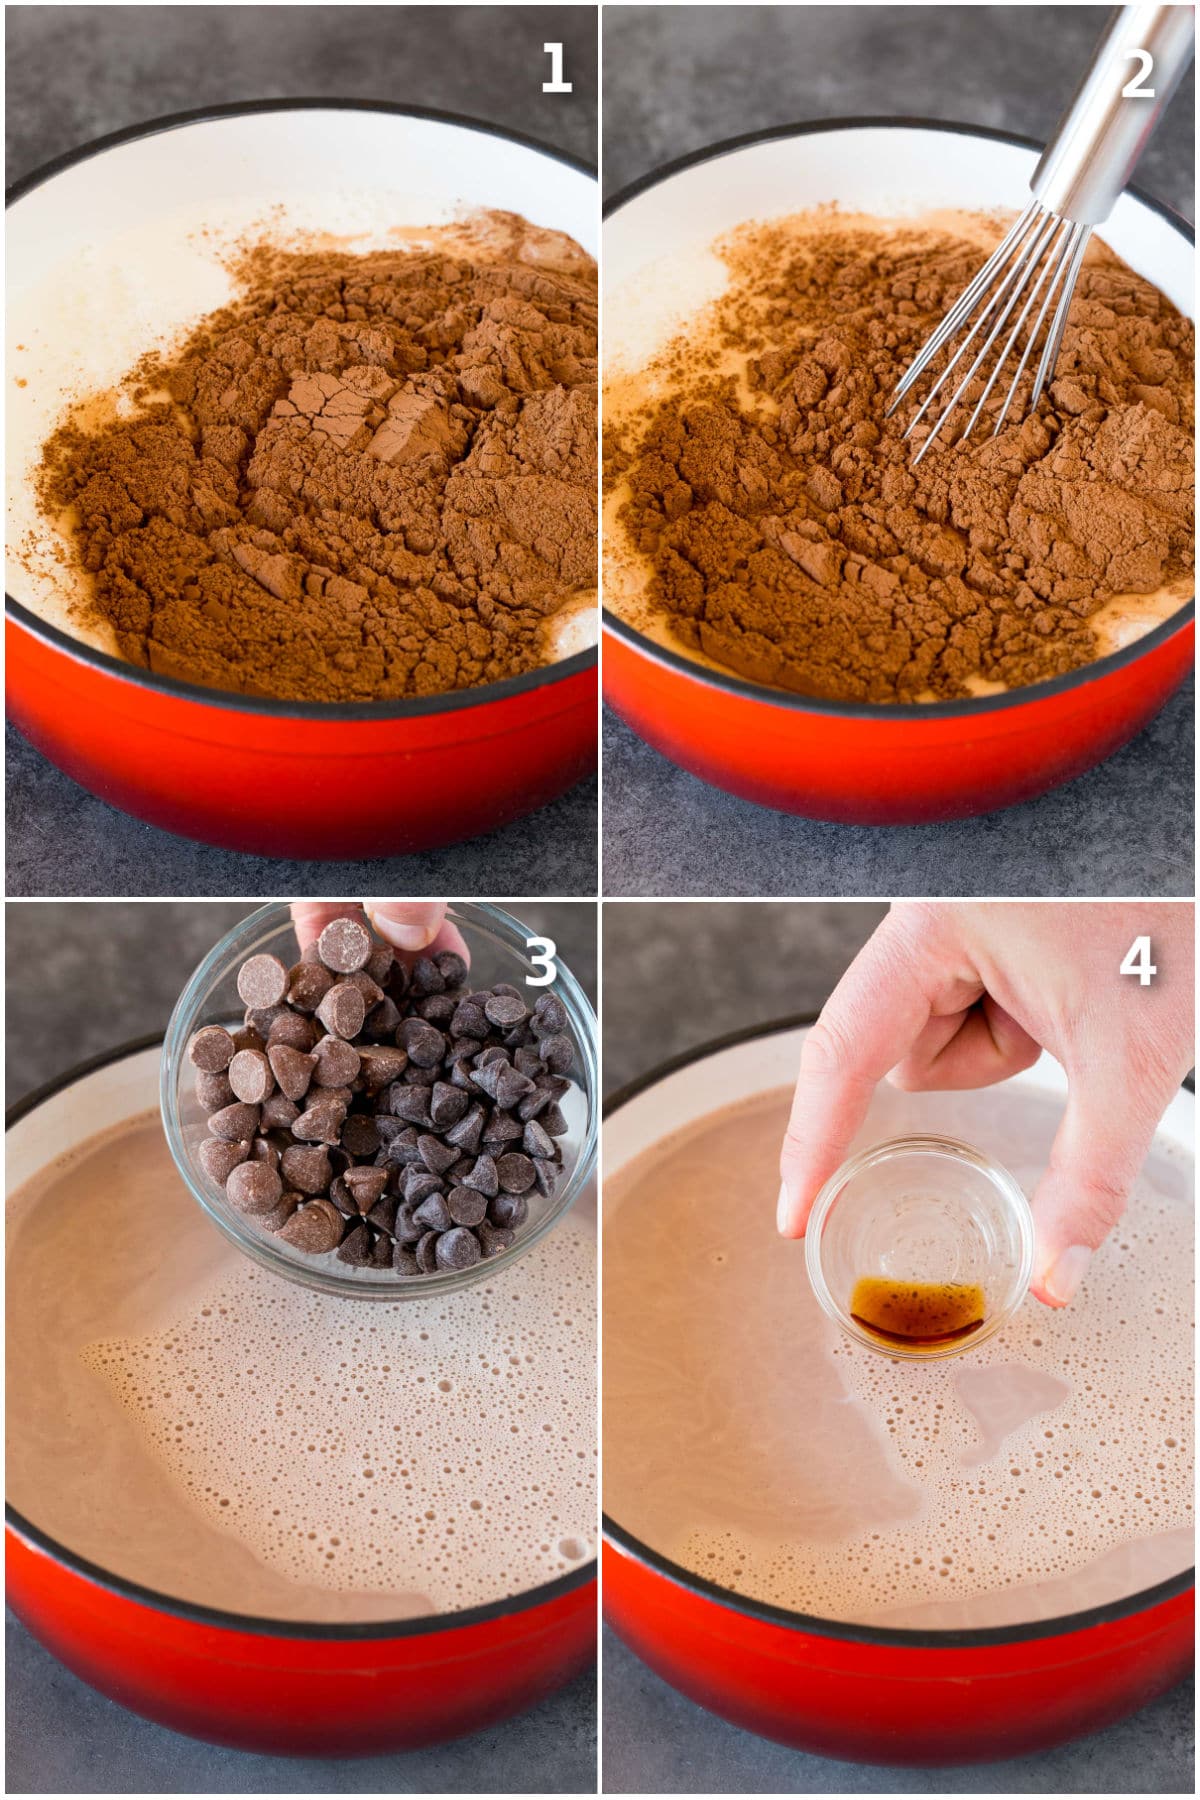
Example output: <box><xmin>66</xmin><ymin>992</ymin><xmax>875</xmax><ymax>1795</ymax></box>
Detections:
<box><xmin>1032</xmin><ymin>3</ymin><xmax>1194</xmax><ymax>223</ymax></box>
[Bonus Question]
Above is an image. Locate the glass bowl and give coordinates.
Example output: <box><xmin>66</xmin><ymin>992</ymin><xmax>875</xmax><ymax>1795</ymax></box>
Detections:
<box><xmin>162</xmin><ymin>902</ymin><xmax>597</xmax><ymax>1299</ymax></box>
<box><xmin>805</xmin><ymin>1134</ymin><xmax>1034</xmax><ymax>1360</ymax></box>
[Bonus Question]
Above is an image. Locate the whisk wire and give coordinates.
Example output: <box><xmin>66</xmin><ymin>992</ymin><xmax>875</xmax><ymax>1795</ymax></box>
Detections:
<box><xmin>1029</xmin><ymin>224</ymin><xmax>1092</xmax><ymax>412</ymax></box>
<box><xmin>960</xmin><ymin>215</ymin><xmax>1076</xmax><ymax>444</ymax></box>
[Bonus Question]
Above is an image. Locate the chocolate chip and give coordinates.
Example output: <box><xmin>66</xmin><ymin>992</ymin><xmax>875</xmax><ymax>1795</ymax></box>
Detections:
<box><xmin>370</xmin><ymin>1232</ymin><xmax>394</xmax><ymax>1268</ymax></box>
<box><xmin>346</xmin><ymin>970</ymin><xmax>384</xmax><ymax>1009</ymax></box>
<box><xmin>478</xmin><ymin>1220</ymin><xmax>515</xmax><ymax>1258</ymax></box>
<box><xmin>259</xmin><ymin>1091</ymin><xmax>300</xmax><ymax>1131</ymax></box>
<box><xmin>482</xmin><ymin>1110</ymin><xmax>523</xmax><ymax>1150</ymax></box>
<box><xmin>237</xmin><ymin>953</ymin><xmax>289</xmax><ymax>1010</ymax></box>
<box><xmin>541</xmin><ymin>1103</ymin><xmax>569</xmax><ymax>1137</ymax></box>
<box><xmin>387</xmin><ymin>1084</ymin><xmax>432</xmax><ymax>1127</ymax></box>
<box><xmin>267</xmin><ymin>1011</ymin><xmax>319</xmax><ymax>1052</ymax></box>
<box><xmin>446</xmin><ymin>1184</ymin><xmax>487</xmax><ymax>1227</ymax></box>
<box><xmin>394</xmin><ymin>1203</ymin><xmax>424</xmax><ymax>1246</ymax></box>
<box><xmin>280</xmin><ymin>1143</ymin><xmax>332</xmax><ymax>1196</ymax></box>
<box><xmin>318</xmin><ymin>915</ymin><xmax>372</xmax><ymax>974</ymax></box>
<box><xmin>436</xmin><ymin>950</ymin><xmax>468</xmax><ymax>987</ymax></box>
<box><xmin>226</xmin><ymin>1160</ymin><xmax>283</xmax><ymax>1216</ymax></box>
<box><xmin>267</xmin><ymin>1044</ymin><xmax>316</xmax><ymax>1103</ymax></box>
<box><xmin>231</xmin><ymin>1025</ymin><xmax>267</xmax><ymax>1055</ymax></box>
<box><xmin>496</xmin><ymin>1152</ymin><xmax>536</xmax><ymax>1194</ymax></box>
<box><xmin>415</xmin><ymin>1230</ymin><xmax>440</xmax><ymax>1273</ymax></box>
<box><xmin>337</xmin><ymin>1223</ymin><xmax>374</xmax><ymax>1266</ymax></box>
<box><xmin>436</xmin><ymin>1227</ymin><xmax>481</xmax><ymax>1270</ymax></box>
<box><xmin>364</xmin><ymin>945</ymin><xmax>395</xmax><ymax>987</ymax></box>
<box><xmin>461</xmin><ymin>1154</ymin><xmax>499</xmax><ymax>1198</ymax></box>
<box><xmin>451</xmin><ymin>1001</ymin><xmax>489</xmax><ymax>1039</ymax></box>
<box><xmin>311</xmin><ymin>1036</ymin><xmax>361</xmax><ymax>1087</ymax></box>
<box><xmin>288</xmin><ymin>960</ymin><xmax>335</xmax><ymax>1012</ymax></box>
<box><xmin>341</xmin><ymin>1114</ymin><xmax>381</xmax><ymax>1157</ymax></box>
<box><xmin>358</xmin><ymin>1045</ymin><xmax>408</xmax><ymax>1091</ymax></box>
<box><xmin>329</xmin><ymin>1174</ymin><xmax>357</xmax><ymax>1216</ymax></box>
<box><xmin>402</xmin><ymin>1166</ymin><xmax>444</xmax><ymax>1205</ymax></box>
<box><xmin>514</xmin><ymin>1047</ymin><xmax>545</xmax><ymax>1078</ymax></box>
<box><xmin>293</xmin><ymin>1097</ymin><xmax>348</xmax><ymax>1145</ymax></box>
<box><xmin>199</xmin><ymin>1137</ymin><xmax>251</xmax><ymax>1185</ymax></box>
<box><xmin>532</xmin><ymin>1158</ymin><xmax>558</xmax><ymax>1197</ymax></box>
<box><xmin>364</xmin><ymin>996</ymin><xmax>403</xmax><ymax>1040</ymax></box>
<box><xmin>429</xmin><ymin>1081</ymin><xmax>469</xmax><ymax>1127</ymax></box>
<box><xmin>403</xmin><ymin>1063</ymin><xmax>437</xmax><ymax>1087</ymax></box>
<box><xmin>537</xmin><ymin>1033</ymin><xmax>574</xmax><ymax>1074</ymax></box>
<box><xmin>208</xmin><ymin>1101</ymin><xmax>261</xmax><ymax>1142</ymax></box>
<box><xmin>367</xmin><ymin>1194</ymin><xmax>399</xmax><ymax>1235</ymax></box>
<box><xmin>278</xmin><ymin>1197</ymin><xmax>343</xmax><ymax>1254</ymax></box>
<box><xmin>195</xmin><ymin>1067</ymin><xmax>235</xmax><ymax>1111</ymax></box>
<box><xmin>516</xmin><ymin>1086</ymin><xmax>554</xmax><ymax>1122</ymax></box>
<box><xmin>445</xmin><ymin>1104</ymin><xmax>485</xmax><ymax>1153</ymax></box>
<box><xmin>189</xmin><ymin>1024</ymin><xmax>236</xmax><ymax>1072</ymax></box>
<box><xmin>316</xmin><ymin>981</ymin><xmax>366</xmax><ymax>1041</ymax></box>
<box><xmin>260</xmin><ymin>1191</ymin><xmax>300</xmax><ymax>1233</ymax></box>
<box><xmin>343</xmin><ymin>1166</ymin><xmax>388</xmax><ymax>1214</ymax></box>
<box><xmin>414</xmin><ymin>1193</ymin><xmax>453</xmax><ymax>1232</ymax></box>
<box><xmin>533</xmin><ymin>992</ymin><xmax>568</xmax><ymax>1032</ymax></box>
<box><xmin>485</xmin><ymin>992</ymin><xmax>528</xmax><ymax>1029</ymax></box>
<box><xmin>490</xmin><ymin>1191</ymin><xmax>529</xmax><ymax>1230</ymax></box>
<box><xmin>417</xmin><ymin>993</ymin><xmax>457</xmax><ymax>1025</ymax></box>
<box><xmin>250</xmin><ymin>1136</ymin><xmax>281</xmax><ymax>1171</ymax></box>
<box><xmin>522</xmin><ymin>1118</ymin><xmax>555</xmax><ymax>1160</ymax></box>
<box><xmin>228</xmin><ymin>1049</ymin><xmax>274</xmax><ymax>1105</ymax></box>
<box><xmin>393</xmin><ymin>1246</ymin><xmax>420</xmax><ymax>1277</ymax></box>
<box><xmin>411</xmin><ymin>956</ymin><xmax>445</xmax><ymax>995</ymax></box>
<box><xmin>418</xmin><ymin>1134</ymin><xmax>460</xmax><ymax>1177</ymax></box>
<box><xmin>399</xmin><ymin>1018</ymin><xmax>445</xmax><ymax>1068</ymax></box>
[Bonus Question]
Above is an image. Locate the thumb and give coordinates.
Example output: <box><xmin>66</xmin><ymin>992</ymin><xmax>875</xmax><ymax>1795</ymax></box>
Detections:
<box><xmin>1030</xmin><ymin>1079</ymin><xmax>1160</xmax><ymax>1307</ymax></box>
<box><xmin>363</xmin><ymin>902</ymin><xmax>447</xmax><ymax>953</ymax></box>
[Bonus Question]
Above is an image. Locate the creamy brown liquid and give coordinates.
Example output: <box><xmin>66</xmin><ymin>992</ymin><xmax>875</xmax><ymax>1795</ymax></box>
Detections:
<box><xmin>7</xmin><ymin>1111</ymin><xmax>596</xmax><ymax>1622</ymax></box>
<box><xmin>604</xmin><ymin>1085</ymin><xmax>1193</xmax><ymax>1629</ymax></box>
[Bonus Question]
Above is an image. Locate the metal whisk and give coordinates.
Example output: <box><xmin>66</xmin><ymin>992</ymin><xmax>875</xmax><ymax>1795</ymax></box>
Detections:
<box><xmin>891</xmin><ymin>4</ymin><xmax>1194</xmax><ymax>464</ymax></box>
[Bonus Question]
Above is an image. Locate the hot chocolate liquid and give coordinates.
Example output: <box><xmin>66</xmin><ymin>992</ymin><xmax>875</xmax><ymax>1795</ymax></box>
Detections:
<box><xmin>604</xmin><ymin>1085</ymin><xmax>1192</xmax><ymax>1631</ymax></box>
<box><xmin>8</xmin><ymin>1111</ymin><xmax>595</xmax><ymax>1622</ymax></box>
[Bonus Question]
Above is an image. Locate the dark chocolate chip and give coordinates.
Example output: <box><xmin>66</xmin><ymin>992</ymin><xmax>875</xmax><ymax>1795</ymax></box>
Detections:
<box><xmin>537</xmin><ymin>1033</ymin><xmax>574</xmax><ymax>1074</ymax></box>
<box><xmin>436</xmin><ymin>1227</ymin><xmax>481</xmax><ymax>1270</ymax></box>
<box><xmin>367</xmin><ymin>1194</ymin><xmax>399</xmax><ymax>1235</ymax></box>
<box><xmin>461</xmin><ymin>1154</ymin><xmax>499</xmax><ymax>1198</ymax></box>
<box><xmin>370</xmin><ymin>1231</ymin><xmax>394</xmax><ymax>1268</ymax></box>
<box><xmin>415</xmin><ymin>1230</ymin><xmax>440</xmax><ymax>1273</ymax></box>
<box><xmin>445</xmin><ymin>1104</ymin><xmax>486</xmax><ymax>1153</ymax></box>
<box><xmin>436</xmin><ymin>950</ymin><xmax>468</xmax><ymax>987</ymax></box>
<box><xmin>364</xmin><ymin>945</ymin><xmax>395</xmax><ymax>987</ymax></box>
<box><xmin>364</xmin><ymin>996</ymin><xmax>403</xmax><ymax>1040</ymax></box>
<box><xmin>446</xmin><ymin>1184</ymin><xmax>487</xmax><ymax>1227</ymax></box>
<box><xmin>489</xmin><ymin>1191</ymin><xmax>529</xmax><ymax>1230</ymax></box>
<box><xmin>336</xmin><ymin>1223</ymin><xmax>374</xmax><ymax>1266</ymax></box>
<box><xmin>414</xmin><ymin>1192</ymin><xmax>454</xmax><ymax>1232</ymax></box>
<box><xmin>430</xmin><ymin>1082</ymin><xmax>469</xmax><ymax>1127</ymax></box>
<box><xmin>418</xmin><ymin>1134</ymin><xmax>460</xmax><ymax>1177</ymax></box>
<box><xmin>416</xmin><ymin>993</ymin><xmax>456</xmax><ymax>1025</ymax></box>
<box><xmin>485</xmin><ymin>992</ymin><xmax>528</xmax><ymax>1029</ymax></box>
<box><xmin>411</xmin><ymin>956</ymin><xmax>445</xmax><ymax>995</ymax></box>
<box><xmin>532</xmin><ymin>1157</ymin><xmax>558</xmax><ymax>1198</ymax></box>
<box><xmin>478</xmin><ymin>1220</ymin><xmax>515</xmax><ymax>1258</ymax></box>
<box><xmin>533</xmin><ymin>992</ymin><xmax>568</xmax><ymax>1032</ymax></box>
<box><xmin>402</xmin><ymin>1166</ymin><xmax>445</xmax><ymax>1205</ymax></box>
<box><xmin>541</xmin><ymin>1103</ymin><xmax>569</xmax><ymax>1137</ymax></box>
<box><xmin>386</xmin><ymin>1084</ymin><xmax>432</xmax><ymax>1127</ymax></box>
<box><xmin>482</xmin><ymin>1110</ymin><xmax>523</xmax><ymax>1150</ymax></box>
<box><xmin>398</xmin><ymin>1018</ymin><xmax>445</xmax><ymax>1068</ymax></box>
<box><xmin>522</xmin><ymin>1118</ymin><xmax>555</xmax><ymax>1160</ymax></box>
<box><xmin>393</xmin><ymin>1203</ymin><xmax>424</xmax><ymax>1246</ymax></box>
<box><xmin>340</xmin><ymin>1113</ymin><xmax>381</xmax><ymax>1157</ymax></box>
<box><xmin>189</xmin><ymin>1025</ymin><xmax>235</xmax><ymax>1072</ymax></box>
<box><xmin>496</xmin><ymin>1152</ymin><xmax>536</xmax><ymax>1194</ymax></box>
<box><xmin>451</xmin><ymin>1002</ymin><xmax>489</xmax><ymax>1040</ymax></box>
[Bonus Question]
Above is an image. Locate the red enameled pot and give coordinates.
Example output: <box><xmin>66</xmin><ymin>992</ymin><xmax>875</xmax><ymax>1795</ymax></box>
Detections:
<box><xmin>7</xmin><ymin>1041</ymin><xmax>597</xmax><ymax>1755</ymax></box>
<box><xmin>6</xmin><ymin>102</ymin><xmax>597</xmax><ymax>858</ymax></box>
<box><xmin>603</xmin><ymin>120</ymin><xmax>1195</xmax><ymax>825</ymax></box>
<box><xmin>603</xmin><ymin>1019</ymin><xmax>1194</xmax><ymax>1763</ymax></box>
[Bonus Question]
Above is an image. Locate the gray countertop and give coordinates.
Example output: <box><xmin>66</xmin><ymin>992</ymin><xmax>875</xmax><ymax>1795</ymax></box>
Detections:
<box><xmin>5</xmin><ymin>5</ymin><xmax>597</xmax><ymax>899</ymax></box>
<box><xmin>6</xmin><ymin>899</ymin><xmax>597</xmax><ymax>1793</ymax></box>
<box><xmin>600</xmin><ymin>899</ymin><xmax>1194</xmax><ymax>1792</ymax></box>
<box><xmin>601</xmin><ymin>4</ymin><xmax>1195</xmax><ymax>900</ymax></box>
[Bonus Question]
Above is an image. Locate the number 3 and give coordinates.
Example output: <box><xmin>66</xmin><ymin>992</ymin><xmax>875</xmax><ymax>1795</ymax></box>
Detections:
<box><xmin>526</xmin><ymin>935</ymin><xmax>558</xmax><ymax>987</ymax></box>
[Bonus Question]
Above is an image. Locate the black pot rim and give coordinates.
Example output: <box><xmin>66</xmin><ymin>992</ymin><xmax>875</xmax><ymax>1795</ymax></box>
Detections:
<box><xmin>602</xmin><ymin>1012</ymin><xmax>1195</xmax><ymax>1651</ymax></box>
<box><xmin>602</xmin><ymin>114</ymin><xmax>1195</xmax><ymax>725</ymax></box>
<box><xmin>6</xmin><ymin>97</ymin><xmax>597</xmax><ymax>724</ymax></box>
<box><xmin>6</xmin><ymin>1033</ymin><xmax>596</xmax><ymax>1643</ymax></box>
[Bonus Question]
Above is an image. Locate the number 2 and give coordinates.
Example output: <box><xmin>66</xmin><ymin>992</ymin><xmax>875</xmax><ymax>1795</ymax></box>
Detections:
<box><xmin>1120</xmin><ymin>935</ymin><xmax>1157</xmax><ymax>986</ymax></box>
<box><xmin>1122</xmin><ymin>48</ymin><xmax>1155</xmax><ymax>97</ymax></box>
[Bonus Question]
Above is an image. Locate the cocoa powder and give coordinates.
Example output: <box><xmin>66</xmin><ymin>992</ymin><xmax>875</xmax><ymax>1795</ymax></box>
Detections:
<box><xmin>38</xmin><ymin>213</ymin><xmax>596</xmax><ymax>702</ymax></box>
<box><xmin>606</xmin><ymin>212</ymin><xmax>1194</xmax><ymax>701</ymax></box>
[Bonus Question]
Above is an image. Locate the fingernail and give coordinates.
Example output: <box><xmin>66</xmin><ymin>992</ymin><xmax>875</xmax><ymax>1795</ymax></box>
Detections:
<box><xmin>364</xmin><ymin>906</ymin><xmax>437</xmax><ymax>952</ymax></box>
<box><xmin>777</xmin><ymin>1181</ymin><xmax>795</xmax><ymax>1236</ymax></box>
<box><xmin>1045</xmin><ymin>1245</ymin><xmax>1092</xmax><ymax>1306</ymax></box>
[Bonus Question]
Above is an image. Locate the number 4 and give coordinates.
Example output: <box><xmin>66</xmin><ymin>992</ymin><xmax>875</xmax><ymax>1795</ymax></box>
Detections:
<box><xmin>1120</xmin><ymin>935</ymin><xmax>1157</xmax><ymax>986</ymax></box>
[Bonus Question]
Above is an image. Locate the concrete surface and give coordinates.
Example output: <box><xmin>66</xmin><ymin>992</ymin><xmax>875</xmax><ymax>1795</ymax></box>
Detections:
<box><xmin>601</xmin><ymin>5</ymin><xmax>1195</xmax><ymax>899</ymax></box>
<box><xmin>5</xmin><ymin>5</ymin><xmax>597</xmax><ymax>899</ymax></box>
<box><xmin>6</xmin><ymin>898</ymin><xmax>597</xmax><ymax>1793</ymax></box>
<box><xmin>600</xmin><ymin>900</ymin><xmax>1194</xmax><ymax>1792</ymax></box>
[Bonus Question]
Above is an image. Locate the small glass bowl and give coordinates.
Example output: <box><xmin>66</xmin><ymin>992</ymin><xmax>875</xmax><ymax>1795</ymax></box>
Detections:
<box><xmin>162</xmin><ymin>902</ymin><xmax>597</xmax><ymax>1300</ymax></box>
<box><xmin>805</xmin><ymin>1134</ymin><xmax>1034</xmax><ymax>1360</ymax></box>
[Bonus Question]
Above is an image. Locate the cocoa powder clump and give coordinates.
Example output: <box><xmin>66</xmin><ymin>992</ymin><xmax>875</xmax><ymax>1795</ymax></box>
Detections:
<box><xmin>607</xmin><ymin>213</ymin><xmax>1194</xmax><ymax>701</ymax></box>
<box><xmin>39</xmin><ymin>214</ymin><xmax>596</xmax><ymax>702</ymax></box>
